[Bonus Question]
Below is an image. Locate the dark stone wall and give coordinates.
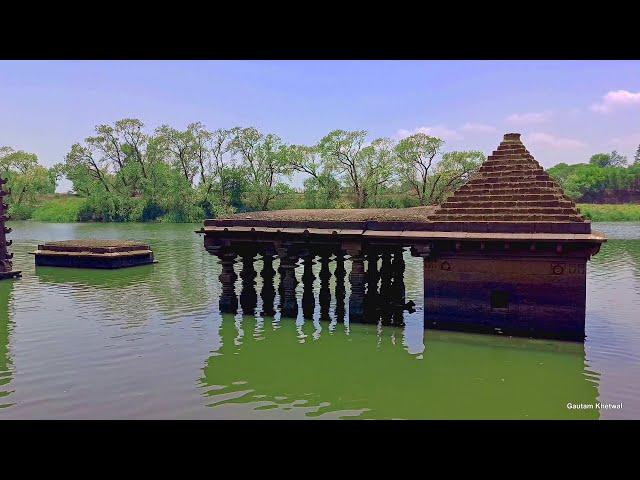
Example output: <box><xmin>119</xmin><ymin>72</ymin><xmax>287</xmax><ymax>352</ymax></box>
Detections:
<box><xmin>423</xmin><ymin>254</ymin><xmax>588</xmax><ymax>341</ymax></box>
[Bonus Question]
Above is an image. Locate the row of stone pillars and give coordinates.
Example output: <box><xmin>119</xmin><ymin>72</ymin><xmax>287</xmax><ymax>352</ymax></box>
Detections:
<box><xmin>213</xmin><ymin>246</ymin><xmax>413</xmax><ymax>324</ymax></box>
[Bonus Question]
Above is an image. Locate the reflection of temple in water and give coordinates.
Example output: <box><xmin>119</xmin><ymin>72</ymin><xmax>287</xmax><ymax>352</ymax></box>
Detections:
<box><xmin>200</xmin><ymin>314</ymin><xmax>601</xmax><ymax>419</ymax></box>
<box><xmin>0</xmin><ymin>281</ymin><xmax>15</xmax><ymax>408</ymax></box>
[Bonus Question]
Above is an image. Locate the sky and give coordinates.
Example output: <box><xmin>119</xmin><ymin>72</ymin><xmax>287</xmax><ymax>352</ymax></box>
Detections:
<box><xmin>1</xmin><ymin>60</ymin><xmax>639</xmax><ymax>191</ymax></box>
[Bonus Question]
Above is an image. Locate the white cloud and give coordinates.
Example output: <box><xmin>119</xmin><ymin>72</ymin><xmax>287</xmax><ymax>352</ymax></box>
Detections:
<box><xmin>524</xmin><ymin>132</ymin><xmax>587</xmax><ymax>150</ymax></box>
<box><xmin>396</xmin><ymin>125</ymin><xmax>462</xmax><ymax>141</ymax></box>
<box><xmin>610</xmin><ymin>132</ymin><xmax>640</xmax><ymax>148</ymax></box>
<box><xmin>591</xmin><ymin>90</ymin><xmax>640</xmax><ymax>113</ymax></box>
<box><xmin>506</xmin><ymin>111</ymin><xmax>553</xmax><ymax>125</ymax></box>
<box><xmin>461</xmin><ymin>122</ymin><xmax>497</xmax><ymax>133</ymax></box>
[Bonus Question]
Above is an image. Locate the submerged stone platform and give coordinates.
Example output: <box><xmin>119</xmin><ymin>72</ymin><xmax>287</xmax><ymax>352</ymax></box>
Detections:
<box><xmin>32</xmin><ymin>240</ymin><xmax>156</xmax><ymax>269</ymax></box>
<box><xmin>200</xmin><ymin>133</ymin><xmax>607</xmax><ymax>341</ymax></box>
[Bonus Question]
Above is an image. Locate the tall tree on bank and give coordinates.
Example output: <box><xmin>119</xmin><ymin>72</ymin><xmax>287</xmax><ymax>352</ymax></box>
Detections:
<box><xmin>635</xmin><ymin>144</ymin><xmax>640</xmax><ymax>165</ymax></box>
<box><xmin>229</xmin><ymin>127</ymin><xmax>293</xmax><ymax>210</ymax></box>
<box><xmin>317</xmin><ymin>130</ymin><xmax>394</xmax><ymax>208</ymax></box>
<box><xmin>0</xmin><ymin>147</ymin><xmax>57</xmax><ymax>217</ymax></box>
<box><xmin>590</xmin><ymin>151</ymin><xmax>628</xmax><ymax>168</ymax></box>
<box><xmin>395</xmin><ymin>133</ymin><xmax>445</xmax><ymax>205</ymax></box>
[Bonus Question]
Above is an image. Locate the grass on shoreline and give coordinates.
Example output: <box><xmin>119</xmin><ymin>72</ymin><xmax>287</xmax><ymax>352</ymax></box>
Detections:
<box><xmin>16</xmin><ymin>196</ymin><xmax>640</xmax><ymax>223</ymax></box>
<box><xmin>577</xmin><ymin>204</ymin><xmax>640</xmax><ymax>222</ymax></box>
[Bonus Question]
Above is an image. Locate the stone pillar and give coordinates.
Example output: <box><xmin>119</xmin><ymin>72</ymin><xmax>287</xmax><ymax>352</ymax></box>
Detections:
<box><xmin>239</xmin><ymin>250</ymin><xmax>258</xmax><ymax>316</ymax></box>
<box><xmin>318</xmin><ymin>252</ymin><xmax>332</xmax><ymax>321</ymax></box>
<box><xmin>260</xmin><ymin>252</ymin><xmax>276</xmax><ymax>317</ymax></box>
<box><xmin>347</xmin><ymin>249</ymin><xmax>366</xmax><ymax>321</ymax></box>
<box><xmin>334</xmin><ymin>251</ymin><xmax>346</xmax><ymax>322</ymax></box>
<box><xmin>0</xmin><ymin>176</ymin><xmax>19</xmax><ymax>280</ymax></box>
<box><xmin>217</xmin><ymin>251</ymin><xmax>238</xmax><ymax>314</ymax></box>
<box><xmin>379</xmin><ymin>251</ymin><xmax>393</xmax><ymax>297</ymax></box>
<box><xmin>277</xmin><ymin>246</ymin><xmax>299</xmax><ymax>318</ymax></box>
<box><xmin>301</xmin><ymin>251</ymin><xmax>316</xmax><ymax>319</ymax></box>
<box><xmin>391</xmin><ymin>247</ymin><xmax>409</xmax><ymax>324</ymax></box>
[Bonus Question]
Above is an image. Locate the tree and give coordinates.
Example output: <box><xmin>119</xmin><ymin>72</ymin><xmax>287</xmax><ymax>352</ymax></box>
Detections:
<box><xmin>634</xmin><ymin>144</ymin><xmax>640</xmax><ymax>165</ymax></box>
<box><xmin>229</xmin><ymin>127</ymin><xmax>293</xmax><ymax>210</ymax></box>
<box><xmin>427</xmin><ymin>151</ymin><xmax>484</xmax><ymax>203</ymax></box>
<box><xmin>0</xmin><ymin>147</ymin><xmax>57</xmax><ymax>218</ymax></box>
<box><xmin>316</xmin><ymin>130</ymin><xmax>394</xmax><ymax>208</ymax></box>
<box><xmin>395</xmin><ymin>133</ymin><xmax>445</xmax><ymax>205</ymax></box>
<box><xmin>63</xmin><ymin>143</ymin><xmax>112</xmax><ymax>194</ymax></box>
<box><xmin>155</xmin><ymin>124</ymin><xmax>199</xmax><ymax>184</ymax></box>
<box><xmin>590</xmin><ymin>151</ymin><xmax>628</xmax><ymax>168</ymax></box>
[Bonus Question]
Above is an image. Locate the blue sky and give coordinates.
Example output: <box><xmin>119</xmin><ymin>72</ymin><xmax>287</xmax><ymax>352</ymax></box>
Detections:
<box><xmin>1</xmin><ymin>60</ymin><xmax>639</xmax><ymax>191</ymax></box>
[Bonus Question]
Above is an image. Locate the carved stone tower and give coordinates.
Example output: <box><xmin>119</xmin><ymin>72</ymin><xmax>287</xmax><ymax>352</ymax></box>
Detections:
<box><xmin>0</xmin><ymin>176</ymin><xmax>20</xmax><ymax>280</ymax></box>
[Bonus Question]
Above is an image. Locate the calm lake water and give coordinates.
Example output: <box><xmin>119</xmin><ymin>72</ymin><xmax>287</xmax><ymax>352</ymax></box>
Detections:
<box><xmin>1</xmin><ymin>221</ymin><xmax>639</xmax><ymax>419</ymax></box>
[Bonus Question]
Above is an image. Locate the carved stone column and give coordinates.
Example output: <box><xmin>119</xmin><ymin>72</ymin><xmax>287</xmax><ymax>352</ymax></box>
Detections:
<box><xmin>277</xmin><ymin>246</ymin><xmax>299</xmax><ymax>318</ymax></box>
<box><xmin>217</xmin><ymin>250</ymin><xmax>238</xmax><ymax>313</ymax></box>
<box><xmin>0</xmin><ymin>176</ymin><xmax>20</xmax><ymax>280</ymax></box>
<box><xmin>347</xmin><ymin>249</ymin><xmax>366</xmax><ymax>321</ymax></box>
<box><xmin>239</xmin><ymin>250</ymin><xmax>258</xmax><ymax>316</ymax></box>
<box><xmin>260</xmin><ymin>251</ymin><xmax>276</xmax><ymax>317</ymax></box>
<box><xmin>318</xmin><ymin>252</ymin><xmax>332</xmax><ymax>321</ymax></box>
<box><xmin>301</xmin><ymin>251</ymin><xmax>316</xmax><ymax>319</ymax></box>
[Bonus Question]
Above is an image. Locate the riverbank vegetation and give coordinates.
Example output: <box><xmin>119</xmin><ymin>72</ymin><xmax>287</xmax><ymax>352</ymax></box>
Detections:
<box><xmin>2</xmin><ymin>119</ymin><xmax>640</xmax><ymax>223</ymax></box>
<box><xmin>2</xmin><ymin>119</ymin><xmax>483</xmax><ymax>222</ymax></box>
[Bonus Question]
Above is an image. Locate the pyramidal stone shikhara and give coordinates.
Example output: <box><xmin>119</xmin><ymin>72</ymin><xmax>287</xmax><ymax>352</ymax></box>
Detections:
<box><xmin>429</xmin><ymin>132</ymin><xmax>590</xmax><ymax>233</ymax></box>
<box><xmin>198</xmin><ymin>132</ymin><xmax>606</xmax><ymax>341</ymax></box>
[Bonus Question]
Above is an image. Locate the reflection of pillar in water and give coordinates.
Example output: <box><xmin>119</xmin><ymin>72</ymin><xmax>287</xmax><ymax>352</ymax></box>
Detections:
<box><xmin>364</xmin><ymin>251</ymin><xmax>380</xmax><ymax>322</ymax></box>
<box><xmin>301</xmin><ymin>252</ymin><xmax>316</xmax><ymax>319</ymax></box>
<box><xmin>348</xmin><ymin>250</ymin><xmax>366</xmax><ymax>321</ymax></box>
<box><xmin>260</xmin><ymin>252</ymin><xmax>276</xmax><ymax>317</ymax></box>
<box><xmin>391</xmin><ymin>248</ymin><xmax>407</xmax><ymax>324</ymax></box>
<box><xmin>277</xmin><ymin>246</ymin><xmax>299</xmax><ymax>318</ymax></box>
<box><xmin>318</xmin><ymin>252</ymin><xmax>332</xmax><ymax>321</ymax></box>
<box><xmin>239</xmin><ymin>250</ymin><xmax>258</xmax><ymax>316</ymax></box>
<box><xmin>334</xmin><ymin>252</ymin><xmax>346</xmax><ymax>322</ymax></box>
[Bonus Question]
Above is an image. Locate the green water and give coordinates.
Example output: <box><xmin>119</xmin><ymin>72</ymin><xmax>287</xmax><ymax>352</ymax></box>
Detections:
<box><xmin>1</xmin><ymin>221</ymin><xmax>639</xmax><ymax>419</ymax></box>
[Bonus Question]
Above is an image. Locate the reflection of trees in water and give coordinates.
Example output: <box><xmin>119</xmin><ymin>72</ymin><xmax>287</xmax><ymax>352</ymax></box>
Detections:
<box><xmin>591</xmin><ymin>239</ymin><xmax>640</xmax><ymax>282</ymax></box>
<box><xmin>0</xmin><ymin>281</ymin><xmax>15</xmax><ymax>408</ymax></box>
<box><xmin>199</xmin><ymin>315</ymin><xmax>600</xmax><ymax>419</ymax></box>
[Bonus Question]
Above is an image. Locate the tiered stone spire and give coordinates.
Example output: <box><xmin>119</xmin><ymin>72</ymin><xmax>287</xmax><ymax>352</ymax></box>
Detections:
<box><xmin>431</xmin><ymin>133</ymin><xmax>590</xmax><ymax>234</ymax></box>
<box><xmin>0</xmin><ymin>176</ymin><xmax>20</xmax><ymax>279</ymax></box>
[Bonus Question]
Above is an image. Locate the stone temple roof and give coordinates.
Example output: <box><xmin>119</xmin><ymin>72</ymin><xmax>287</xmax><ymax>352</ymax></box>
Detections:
<box><xmin>429</xmin><ymin>133</ymin><xmax>589</xmax><ymax>233</ymax></box>
<box><xmin>206</xmin><ymin>133</ymin><xmax>591</xmax><ymax>235</ymax></box>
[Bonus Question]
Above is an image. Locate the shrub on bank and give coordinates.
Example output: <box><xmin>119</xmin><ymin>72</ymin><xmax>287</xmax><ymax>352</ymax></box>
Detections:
<box><xmin>31</xmin><ymin>196</ymin><xmax>85</xmax><ymax>222</ymax></box>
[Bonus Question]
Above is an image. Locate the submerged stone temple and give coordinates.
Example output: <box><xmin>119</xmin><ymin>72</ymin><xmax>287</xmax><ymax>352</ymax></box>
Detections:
<box><xmin>32</xmin><ymin>240</ymin><xmax>156</xmax><ymax>269</ymax></box>
<box><xmin>0</xmin><ymin>176</ymin><xmax>20</xmax><ymax>280</ymax></box>
<box><xmin>199</xmin><ymin>133</ymin><xmax>606</xmax><ymax>341</ymax></box>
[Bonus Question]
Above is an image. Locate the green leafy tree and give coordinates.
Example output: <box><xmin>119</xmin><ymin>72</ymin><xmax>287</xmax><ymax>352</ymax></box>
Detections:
<box><xmin>395</xmin><ymin>133</ymin><xmax>445</xmax><ymax>205</ymax></box>
<box><xmin>229</xmin><ymin>127</ymin><xmax>293</xmax><ymax>210</ymax></box>
<box><xmin>317</xmin><ymin>130</ymin><xmax>394</xmax><ymax>208</ymax></box>
<box><xmin>427</xmin><ymin>151</ymin><xmax>484</xmax><ymax>203</ymax></box>
<box><xmin>0</xmin><ymin>147</ymin><xmax>57</xmax><ymax>218</ymax></box>
<box><xmin>589</xmin><ymin>151</ymin><xmax>628</xmax><ymax>168</ymax></box>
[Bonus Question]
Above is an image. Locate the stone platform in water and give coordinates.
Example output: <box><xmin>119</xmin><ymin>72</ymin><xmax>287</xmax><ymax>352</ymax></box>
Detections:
<box><xmin>32</xmin><ymin>240</ymin><xmax>156</xmax><ymax>269</ymax></box>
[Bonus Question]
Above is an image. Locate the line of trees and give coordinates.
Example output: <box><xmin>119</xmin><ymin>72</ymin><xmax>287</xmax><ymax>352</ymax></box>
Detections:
<box><xmin>548</xmin><ymin>150</ymin><xmax>640</xmax><ymax>202</ymax></box>
<box><xmin>1</xmin><ymin>118</ymin><xmax>485</xmax><ymax>222</ymax></box>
